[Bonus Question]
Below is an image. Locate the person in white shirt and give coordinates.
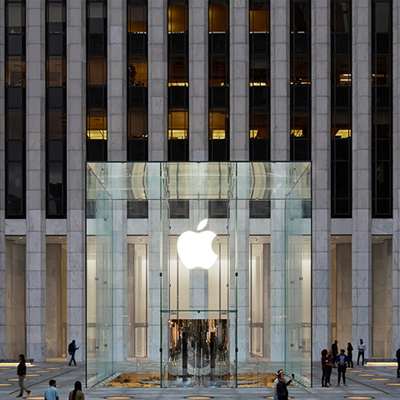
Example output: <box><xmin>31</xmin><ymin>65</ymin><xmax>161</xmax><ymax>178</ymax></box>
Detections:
<box><xmin>357</xmin><ymin>339</ymin><xmax>366</xmax><ymax>366</ymax></box>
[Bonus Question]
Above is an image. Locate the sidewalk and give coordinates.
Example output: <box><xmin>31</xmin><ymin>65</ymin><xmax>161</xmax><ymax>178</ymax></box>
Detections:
<box><xmin>1</xmin><ymin>361</ymin><xmax>399</xmax><ymax>399</ymax></box>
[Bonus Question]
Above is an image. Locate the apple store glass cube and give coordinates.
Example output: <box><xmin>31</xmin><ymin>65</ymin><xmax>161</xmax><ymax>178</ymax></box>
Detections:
<box><xmin>86</xmin><ymin>162</ymin><xmax>312</xmax><ymax>388</ymax></box>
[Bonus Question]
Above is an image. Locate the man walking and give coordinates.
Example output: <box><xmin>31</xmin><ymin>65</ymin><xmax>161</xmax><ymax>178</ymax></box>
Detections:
<box><xmin>68</xmin><ymin>340</ymin><xmax>79</xmax><ymax>366</ymax></box>
<box><xmin>357</xmin><ymin>339</ymin><xmax>366</xmax><ymax>366</ymax></box>
<box><xmin>396</xmin><ymin>344</ymin><xmax>400</xmax><ymax>378</ymax></box>
<box><xmin>44</xmin><ymin>380</ymin><xmax>59</xmax><ymax>400</ymax></box>
<box><xmin>336</xmin><ymin>349</ymin><xmax>349</xmax><ymax>386</ymax></box>
<box><xmin>332</xmin><ymin>340</ymin><xmax>338</xmax><ymax>361</ymax></box>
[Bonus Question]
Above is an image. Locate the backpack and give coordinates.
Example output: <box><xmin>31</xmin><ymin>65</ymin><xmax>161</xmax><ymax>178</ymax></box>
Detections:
<box><xmin>68</xmin><ymin>342</ymin><xmax>74</xmax><ymax>355</ymax></box>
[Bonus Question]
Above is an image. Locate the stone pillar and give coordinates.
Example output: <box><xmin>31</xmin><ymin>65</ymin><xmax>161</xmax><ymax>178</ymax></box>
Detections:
<box><xmin>263</xmin><ymin>243</ymin><xmax>271</xmax><ymax>358</ymax></box>
<box><xmin>230</xmin><ymin>0</ymin><xmax>249</xmax><ymax>161</ymax></box>
<box><xmin>67</xmin><ymin>0</ymin><xmax>86</xmax><ymax>362</ymax></box>
<box><xmin>0</xmin><ymin>0</ymin><xmax>5</xmax><ymax>360</ymax></box>
<box><xmin>270</xmin><ymin>0</ymin><xmax>290</xmax><ymax>161</ymax></box>
<box><xmin>352</xmin><ymin>0</ymin><xmax>372</xmax><ymax>354</ymax></box>
<box><xmin>108</xmin><ymin>0</ymin><xmax>127</xmax><ymax>162</ymax></box>
<box><xmin>148</xmin><ymin>0</ymin><xmax>168</xmax><ymax>161</ymax></box>
<box><xmin>392</xmin><ymin>0</ymin><xmax>400</xmax><ymax>357</ymax></box>
<box><xmin>189</xmin><ymin>0</ymin><xmax>208</xmax><ymax>161</ymax></box>
<box><xmin>311</xmin><ymin>0</ymin><xmax>331</xmax><ymax>361</ymax></box>
<box><xmin>26</xmin><ymin>0</ymin><xmax>46</xmax><ymax>362</ymax></box>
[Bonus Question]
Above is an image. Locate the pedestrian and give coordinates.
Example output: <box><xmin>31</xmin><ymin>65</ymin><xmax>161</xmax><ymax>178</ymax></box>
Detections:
<box><xmin>326</xmin><ymin>349</ymin><xmax>335</xmax><ymax>386</ymax></box>
<box><xmin>357</xmin><ymin>339</ymin><xmax>366</xmax><ymax>366</ymax></box>
<box><xmin>68</xmin><ymin>340</ymin><xmax>80</xmax><ymax>366</ymax></box>
<box><xmin>44</xmin><ymin>380</ymin><xmax>59</xmax><ymax>400</ymax></box>
<box><xmin>332</xmin><ymin>340</ymin><xmax>338</xmax><ymax>361</ymax></box>
<box><xmin>69</xmin><ymin>381</ymin><xmax>85</xmax><ymax>400</ymax></box>
<box><xmin>336</xmin><ymin>348</ymin><xmax>349</xmax><ymax>386</ymax></box>
<box><xmin>347</xmin><ymin>342</ymin><xmax>354</xmax><ymax>368</ymax></box>
<box><xmin>16</xmin><ymin>354</ymin><xmax>32</xmax><ymax>398</ymax></box>
<box><xmin>321</xmin><ymin>349</ymin><xmax>328</xmax><ymax>387</ymax></box>
<box><xmin>276</xmin><ymin>371</ymin><xmax>294</xmax><ymax>400</ymax></box>
<box><xmin>273</xmin><ymin>369</ymin><xmax>283</xmax><ymax>400</ymax></box>
<box><xmin>396</xmin><ymin>344</ymin><xmax>400</xmax><ymax>378</ymax></box>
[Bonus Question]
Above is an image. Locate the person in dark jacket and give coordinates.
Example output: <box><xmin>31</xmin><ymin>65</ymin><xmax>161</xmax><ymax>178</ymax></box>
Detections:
<box><xmin>336</xmin><ymin>349</ymin><xmax>349</xmax><ymax>386</ymax></box>
<box><xmin>347</xmin><ymin>342</ymin><xmax>354</xmax><ymax>368</ymax></box>
<box><xmin>276</xmin><ymin>371</ymin><xmax>294</xmax><ymax>400</ymax></box>
<box><xmin>396</xmin><ymin>345</ymin><xmax>400</xmax><ymax>378</ymax></box>
<box><xmin>68</xmin><ymin>340</ymin><xmax>80</xmax><ymax>366</ymax></box>
<box><xmin>17</xmin><ymin>354</ymin><xmax>32</xmax><ymax>397</ymax></box>
<box><xmin>331</xmin><ymin>340</ymin><xmax>338</xmax><ymax>361</ymax></box>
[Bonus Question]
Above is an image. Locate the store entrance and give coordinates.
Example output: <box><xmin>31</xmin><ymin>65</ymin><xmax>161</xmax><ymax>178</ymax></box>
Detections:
<box><xmin>165</xmin><ymin>319</ymin><xmax>233</xmax><ymax>388</ymax></box>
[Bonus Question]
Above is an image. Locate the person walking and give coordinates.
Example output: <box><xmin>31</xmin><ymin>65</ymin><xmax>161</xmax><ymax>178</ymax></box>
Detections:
<box><xmin>273</xmin><ymin>369</ymin><xmax>283</xmax><ymax>400</ymax></box>
<box><xmin>357</xmin><ymin>339</ymin><xmax>366</xmax><ymax>366</ymax></box>
<box><xmin>69</xmin><ymin>381</ymin><xmax>85</xmax><ymax>400</ymax></box>
<box><xmin>331</xmin><ymin>340</ymin><xmax>338</xmax><ymax>361</ymax></box>
<box><xmin>336</xmin><ymin>349</ymin><xmax>349</xmax><ymax>386</ymax></box>
<box><xmin>44</xmin><ymin>380</ymin><xmax>59</xmax><ymax>400</ymax></box>
<box><xmin>347</xmin><ymin>342</ymin><xmax>354</xmax><ymax>368</ymax></box>
<box><xmin>276</xmin><ymin>371</ymin><xmax>294</xmax><ymax>400</ymax></box>
<box><xmin>68</xmin><ymin>340</ymin><xmax>80</xmax><ymax>366</ymax></box>
<box><xmin>16</xmin><ymin>354</ymin><xmax>32</xmax><ymax>398</ymax></box>
<box><xmin>396</xmin><ymin>345</ymin><xmax>400</xmax><ymax>378</ymax></box>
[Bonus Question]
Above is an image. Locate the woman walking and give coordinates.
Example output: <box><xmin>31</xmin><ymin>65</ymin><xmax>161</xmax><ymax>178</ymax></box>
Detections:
<box><xmin>69</xmin><ymin>381</ymin><xmax>85</xmax><ymax>400</ymax></box>
<box><xmin>17</xmin><ymin>354</ymin><xmax>32</xmax><ymax>398</ymax></box>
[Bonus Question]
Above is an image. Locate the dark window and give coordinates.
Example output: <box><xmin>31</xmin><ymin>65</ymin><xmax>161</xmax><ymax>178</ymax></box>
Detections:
<box><xmin>331</xmin><ymin>1</ymin><xmax>352</xmax><ymax>218</ymax></box>
<box><xmin>5</xmin><ymin>0</ymin><xmax>26</xmax><ymax>218</ymax></box>
<box><xmin>209</xmin><ymin>0</ymin><xmax>229</xmax><ymax>161</ymax></box>
<box><xmin>46</xmin><ymin>0</ymin><xmax>66</xmax><ymax>218</ymax></box>
<box><xmin>372</xmin><ymin>0</ymin><xmax>392</xmax><ymax>218</ymax></box>
<box><xmin>169</xmin><ymin>200</ymin><xmax>189</xmax><ymax>219</ymax></box>
<box><xmin>209</xmin><ymin>200</ymin><xmax>229</xmax><ymax>219</ymax></box>
<box><xmin>128</xmin><ymin>1</ymin><xmax>148</xmax><ymax>163</ymax></box>
<box><xmin>290</xmin><ymin>0</ymin><xmax>311</xmax><ymax>161</ymax></box>
<box><xmin>87</xmin><ymin>0</ymin><xmax>107</xmax><ymax>162</ymax></box>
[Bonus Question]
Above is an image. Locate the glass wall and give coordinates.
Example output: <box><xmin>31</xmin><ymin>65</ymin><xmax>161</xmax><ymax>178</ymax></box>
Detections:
<box><xmin>86</xmin><ymin>161</ymin><xmax>312</xmax><ymax>388</ymax></box>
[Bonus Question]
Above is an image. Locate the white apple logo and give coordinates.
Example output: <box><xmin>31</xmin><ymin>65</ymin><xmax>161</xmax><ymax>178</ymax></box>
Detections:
<box><xmin>177</xmin><ymin>219</ymin><xmax>218</xmax><ymax>270</ymax></box>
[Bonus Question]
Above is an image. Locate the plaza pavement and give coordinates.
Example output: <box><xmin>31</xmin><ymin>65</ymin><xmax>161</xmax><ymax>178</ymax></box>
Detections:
<box><xmin>1</xmin><ymin>361</ymin><xmax>400</xmax><ymax>399</ymax></box>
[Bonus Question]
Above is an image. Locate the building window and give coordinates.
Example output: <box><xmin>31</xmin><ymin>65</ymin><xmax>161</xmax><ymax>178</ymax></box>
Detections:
<box><xmin>168</xmin><ymin>0</ymin><xmax>189</xmax><ymax>161</ymax></box>
<box><xmin>127</xmin><ymin>0</ymin><xmax>148</xmax><ymax>162</ymax></box>
<box><xmin>46</xmin><ymin>0</ymin><xmax>66</xmax><ymax>218</ymax></box>
<box><xmin>209</xmin><ymin>0</ymin><xmax>229</xmax><ymax>161</ymax></box>
<box><xmin>372</xmin><ymin>0</ymin><xmax>392</xmax><ymax>218</ymax></box>
<box><xmin>249</xmin><ymin>0</ymin><xmax>270</xmax><ymax>162</ymax></box>
<box><xmin>87</xmin><ymin>0</ymin><xmax>107</xmax><ymax>161</ymax></box>
<box><xmin>5</xmin><ymin>0</ymin><xmax>26</xmax><ymax>218</ymax></box>
<box><xmin>290</xmin><ymin>0</ymin><xmax>311</xmax><ymax>161</ymax></box>
<box><xmin>331</xmin><ymin>0</ymin><xmax>352</xmax><ymax>218</ymax></box>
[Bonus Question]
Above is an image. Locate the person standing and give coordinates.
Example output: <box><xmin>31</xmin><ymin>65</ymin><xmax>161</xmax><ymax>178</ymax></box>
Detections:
<box><xmin>347</xmin><ymin>342</ymin><xmax>354</xmax><ymax>368</ymax></box>
<box><xmin>276</xmin><ymin>372</ymin><xmax>294</xmax><ymax>400</ymax></box>
<box><xmin>396</xmin><ymin>345</ymin><xmax>400</xmax><ymax>378</ymax></box>
<box><xmin>357</xmin><ymin>339</ymin><xmax>366</xmax><ymax>366</ymax></box>
<box><xmin>331</xmin><ymin>340</ymin><xmax>338</xmax><ymax>361</ymax></box>
<box><xmin>68</xmin><ymin>340</ymin><xmax>80</xmax><ymax>366</ymax></box>
<box><xmin>69</xmin><ymin>381</ymin><xmax>85</xmax><ymax>400</ymax></box>
<box><xmin>321</xmin><ymin>349</ymin><xmax>328</xmax><ymax>387</ymax></box>
<box><xmin>273</xmin><ymin>369</ymin><xmax>283</xmax><ymax>400</ymax></box>
<box><xmin>44</xmin><ymin>380</ymin><xmax>59</xmax><ymax>400</ymax></box>
<box><xmin>16</xmin><ymin>354</ymin><xmax>32</xmax><ymax>398</ymax></box>
<box><xmin>326</xmin><ymin>349</ymin><xmax>335</xmax><ymax>386</ymax></box>
<box><xmin>336</xmin><ymin>349</ymin><xmax>349</xmax><ymax>386</ymax></box>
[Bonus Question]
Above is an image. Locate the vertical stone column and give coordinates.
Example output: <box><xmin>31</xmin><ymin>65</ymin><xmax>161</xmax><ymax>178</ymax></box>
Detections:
<box><xmin>392</xmin><ymin>0</ymin><xmax>400</xmax><ymax>356</ymax></box>
<box><xmin>26</xmin><ymin>0</ymin><xmax>46</xmax><ymax>361</ymax></box>
<box><xmin>311</xmin><ymin>0</ymin><xmax>331</xmax><ymax>361</ymax></box>
<box><xmin>107</xmin><ymin>1</ymin><xmax>128</xmax><ymax>362</ymax></box>
<box><xmin>67</xmin><ymin>0</ymin><xmax>86</xmax><ymax>362</ymax></box>
<box><xmin>270</xmin><ymin>0</ymin><xmax>290</xmax><ymax>161</ymax></box>
<box><xmin>230</xmin><ymin>0</ymin><xmax>249</xmax><ymax>161</ymax></box>
<box><xmin>108</xmin><ymin>0</ymin><xmax>127</xmax><ymax>162</ymax></box>
<box><xmin>352</xmin><ymin>0</ymin><xmax>372</xmax><ymax>354</ymax></box>
<box><xmin>148</xmin><ymin>0</ymin><xmax>168</xmax><ymax>161</ymax></box>
<box><xmin>0</xmin><ymin>0</ymin><xmax>6</xmax><ymax>360</ymax></box>
<box><xmin>189</xmin><ymin>0</ymin><xmax>208</xmax><ymax>161</ymax></box>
